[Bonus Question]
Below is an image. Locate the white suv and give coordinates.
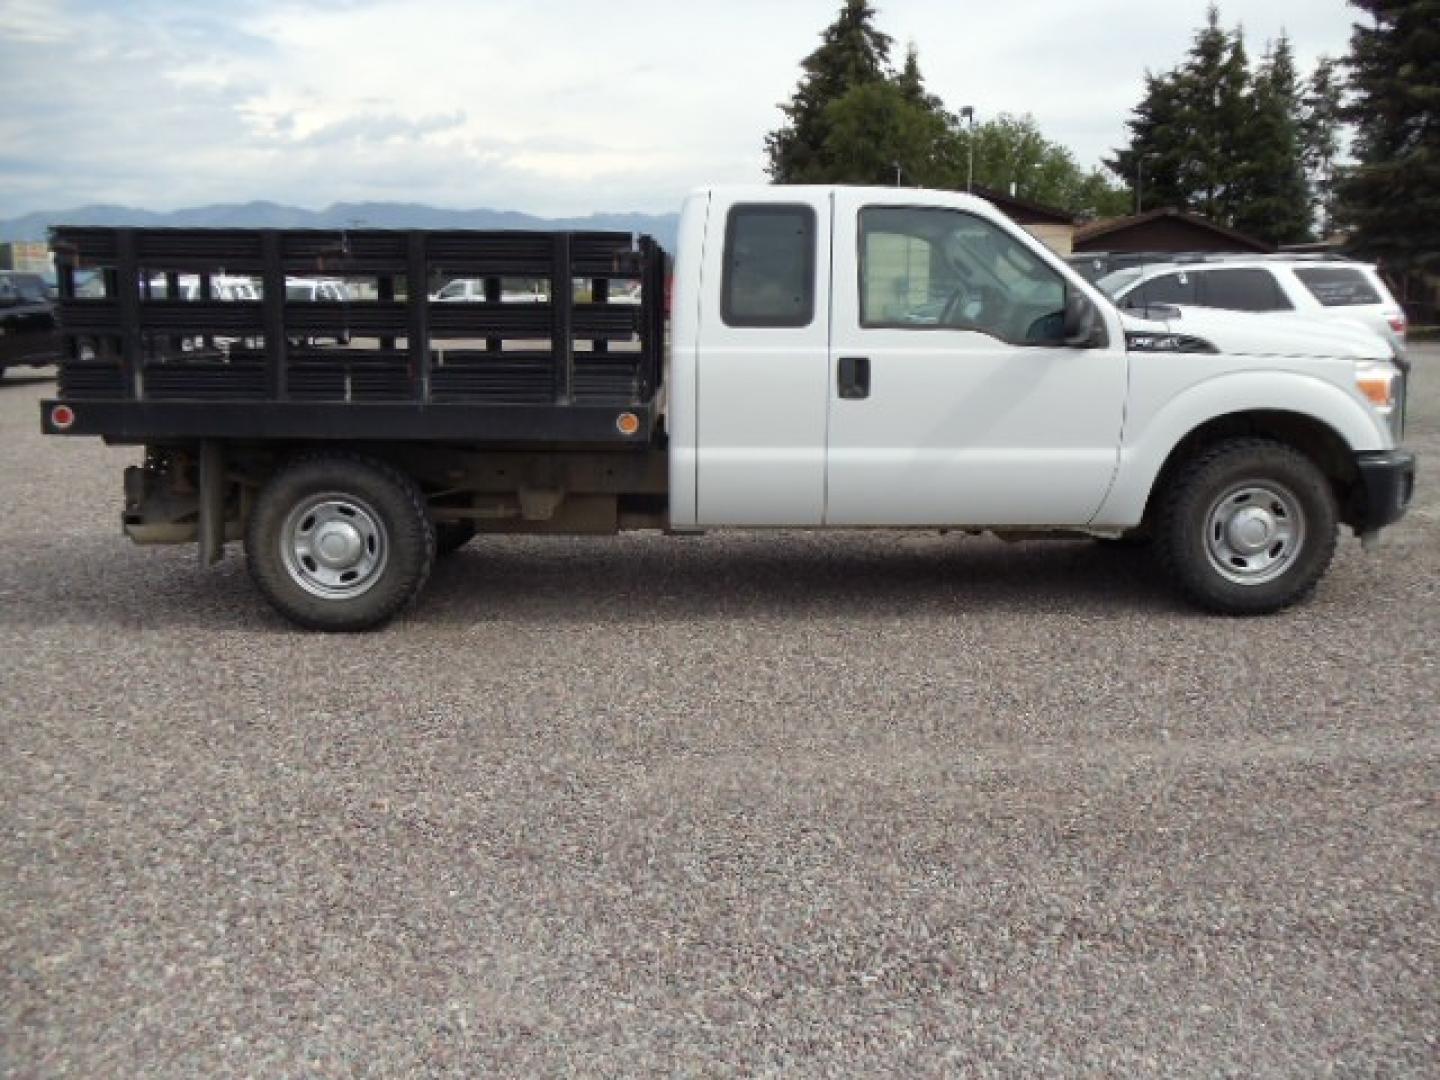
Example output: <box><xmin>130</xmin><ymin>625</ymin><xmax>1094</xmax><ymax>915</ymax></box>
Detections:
<box><xmin>1096</xmin><ymin>258</ymin><xmax>1408</xmax><ymax>358</ymax></box>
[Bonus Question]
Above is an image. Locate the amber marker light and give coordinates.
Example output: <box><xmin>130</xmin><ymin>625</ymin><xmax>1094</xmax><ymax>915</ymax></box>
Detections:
<box><xmin>1356</xmin><ymin>372</ymin><xmax>1394</xmax><ymax>409</ymax></box>
<box><xmin>616</xmin><ymin>412</ymin><xmax>640</xmax><ymax>436</ymax></box>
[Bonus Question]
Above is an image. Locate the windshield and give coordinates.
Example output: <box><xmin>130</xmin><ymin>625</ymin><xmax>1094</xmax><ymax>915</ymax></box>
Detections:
<box><xmin>1095</xmin><ymin>267</ymin><xmax>1144</xmax><ymax>299</ymax></box>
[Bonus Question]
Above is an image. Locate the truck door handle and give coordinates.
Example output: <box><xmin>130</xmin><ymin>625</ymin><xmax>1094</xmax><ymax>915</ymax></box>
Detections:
<box><xmin>837</xmin><ymin>356</ymin><xmax>870</xmax><ymax>399</ymax></box>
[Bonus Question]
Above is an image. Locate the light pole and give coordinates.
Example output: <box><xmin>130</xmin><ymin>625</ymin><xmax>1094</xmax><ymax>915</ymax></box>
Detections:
<box><xmin>960</xmin><ymin>106</ymin><xmax>976</xmax><ymax>191</ymax></box>
<box><xmin>1135</xmin><ymin>154</ymin><xmax>1153</xmax><ymax>215</ymax></box>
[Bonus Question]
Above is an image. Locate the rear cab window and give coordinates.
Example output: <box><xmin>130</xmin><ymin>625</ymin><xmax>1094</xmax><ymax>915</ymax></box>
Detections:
<box><xmin>721</xmin><ymin>204</ymin><xmax>816</xmax><ymax>327</ymax></box>
<box><xmin>1292</xmin><ymin>266</ymin><xmax>1383</xmax><ymax>307</ymax></box>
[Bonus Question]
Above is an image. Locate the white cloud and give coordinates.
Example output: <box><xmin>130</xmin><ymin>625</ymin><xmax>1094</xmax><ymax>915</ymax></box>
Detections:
<box><xmin>0</xmin><ymin>0</ymin><xmax>1360</xmax><ymax>217</ymax></box>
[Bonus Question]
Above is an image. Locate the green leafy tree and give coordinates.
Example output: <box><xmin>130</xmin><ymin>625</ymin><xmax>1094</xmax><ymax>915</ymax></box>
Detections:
<box><xmin>1300</xmin><ymin>56</ymin><xmax>1346</xmax><ymax>234</ymax></box>
<box><xmin>820</xmin><ymin>80</ymin><xmax>951</xmax><ymax>186</ymax></box>
<box><xmin>941</xmin><ymin>114</ymin><xmax>1129</xmax><ymax>217</ymax></box>
<box><xmin>1231</xmin><ymin>36</ymin><xmax>1312</xmax><ymax>245</ymax></box>
<box><xmin>1073</xmin><ymin>169</ymin><xmax>1135</xmax><ymax>220</ymax></box>
<box><xmin>765</xmin><ymin>1</ymin><xmax>895</xmax><ymax>182</ymax></box>
<box><xmin>1335</xmin><ymin>0</ymin><xmax>1440</xmax><ymax>274</ymax></box>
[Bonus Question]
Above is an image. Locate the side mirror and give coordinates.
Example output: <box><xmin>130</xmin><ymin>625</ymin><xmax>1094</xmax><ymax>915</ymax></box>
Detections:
<box><xmin>1062</xmin><ymin>290</ymin><xmax>1100</xmax><ymax>347</ymax></box>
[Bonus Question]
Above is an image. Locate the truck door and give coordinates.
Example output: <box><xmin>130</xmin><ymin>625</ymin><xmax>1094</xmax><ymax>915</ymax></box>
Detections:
<box><xmin>693</xmin><ymin>193</ymin><xmax>832</xmax><ymax>525</ymax></box>
<box><xmin>824</xmin><ymin>193</ymin><xmax>1127</xmax><ymax>526</ymax></box>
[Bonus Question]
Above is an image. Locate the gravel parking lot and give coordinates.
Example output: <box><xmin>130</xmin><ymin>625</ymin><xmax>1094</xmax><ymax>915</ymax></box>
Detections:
<box><xmin>2</xmin><ymin>349</ymin><xmax>1436</xmax><ymax>1076</ymax></box>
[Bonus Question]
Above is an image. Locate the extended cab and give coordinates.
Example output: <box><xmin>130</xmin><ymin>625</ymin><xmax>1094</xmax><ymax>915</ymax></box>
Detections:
<box><xmin>41</xmin><ymin>186</ymin><xmax>1415</xmax><ymax>629</ymax></box>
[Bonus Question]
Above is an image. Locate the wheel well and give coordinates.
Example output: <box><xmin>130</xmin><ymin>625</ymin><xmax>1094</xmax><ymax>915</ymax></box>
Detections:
<box><xmin>1142</xmin><ymin>411</ymin><xmax>1362</xmax><ymax>531</ymax></box>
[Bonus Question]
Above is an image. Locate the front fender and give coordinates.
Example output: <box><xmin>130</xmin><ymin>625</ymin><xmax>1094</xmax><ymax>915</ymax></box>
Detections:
<box><xmin>1092</xmin><ymin>370</ymin><xmax>1390</xmax><ymax>527</ymax></box>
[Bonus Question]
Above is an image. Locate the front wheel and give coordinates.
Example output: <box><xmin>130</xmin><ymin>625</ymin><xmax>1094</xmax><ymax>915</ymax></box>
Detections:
<box><xmin>1156</xmin><ymin>438</ymin><xmax>1338</xmax><ymax>615</ymax></box>
<box><xmin>246</xmin><ymin>453</ymin><xmax>435</xmax><ymax>631</ymax></box>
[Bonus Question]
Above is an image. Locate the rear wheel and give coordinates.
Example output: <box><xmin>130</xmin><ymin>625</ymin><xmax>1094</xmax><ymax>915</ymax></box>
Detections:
<box><xmin>246</xmin><ymin>453</ymin><xmax>434</xmax><ymax>631</ymax></box>
<box><xmin>1156</xmin><ymin>438</ymin><xmax>1337</xmax><ymax>614</ymax></box>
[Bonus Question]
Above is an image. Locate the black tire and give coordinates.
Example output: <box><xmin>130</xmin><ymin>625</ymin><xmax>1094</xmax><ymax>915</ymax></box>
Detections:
<box><xmin>1156</xmin><ymin>437</ymin><xmax>1337</xmax><ymax>615</ymax></box>
<box><xmin>434</xmin><ymin>520</ymin><xmax>476</xmax><ymax>557</ymax></box>
<box><xmin>246</xmin><ymin>453</ymin><xmax>435</xmax><ymax>631</ymax></box>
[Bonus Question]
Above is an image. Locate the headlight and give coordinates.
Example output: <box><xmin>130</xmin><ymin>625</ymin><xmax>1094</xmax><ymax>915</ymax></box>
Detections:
<box><xmin>1355</xmin><ymin>359</ymin><xmax>1405</xmax><ymax>441</ymax></box>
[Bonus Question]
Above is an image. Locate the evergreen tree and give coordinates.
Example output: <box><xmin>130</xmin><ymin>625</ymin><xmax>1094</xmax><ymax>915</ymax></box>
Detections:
<box><xmin>1335</xmin><ymin>0</ymin><xmax>1440</xmax><ymax>274</ymax></box>
<box><xmin>1106</xmin><ymin>7</ymin><xmax>1250</xmax><ymax>217</ymax></box>
<box><xmin>1175</xmin><ymin>5</ymin><xmax>1252</xmax><ymax>222</ymax></box>
<box><xmin>1300</xmin><ymin>56</ymin><xmax>1345</xmax><ymax>235</ymax></box>
<box><xmin>1110</xmin><ymin>4</ymin><xmax>1326</xmax><ymax>241</ymax></box>
<box><xmin>1107</xmin><ymin>71</ymin><xmax>1191</xmax><ymax>212</ymax></box>
<box><xmin>764</xmin><ymin>3</ymin><xmax>1130</xmax><ymax>220</ymax></box>
<box><xmin>896</xmin><ymin>43</ymin><xmax>946</xmax><ymax>115</ymax></box>
<box><xmin>765</xmin><ymin>1</ymin><xmax>895</xmax><ymax>182</ymax></box>
<box><xmin>1231</xmin><ymin>36</ymin><xmax>1312</xmax><ymax>245</ymax></box>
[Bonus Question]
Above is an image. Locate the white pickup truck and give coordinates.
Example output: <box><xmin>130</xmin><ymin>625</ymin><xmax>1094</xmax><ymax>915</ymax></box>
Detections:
<box><xmin>44</xmin><ymin>186</ymin><xmax>1415</xmax><ymax>629</ymax></box>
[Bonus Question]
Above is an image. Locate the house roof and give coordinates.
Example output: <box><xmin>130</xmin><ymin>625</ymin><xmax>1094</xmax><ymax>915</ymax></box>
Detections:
<box><xmin>972</xmin><ymin>185</ymin><xmax>1077</xmax><ymax>226</ymax></box>
<box><xmin>1074</xmin><ymin>207</ymin><xmax>1271</xmax><ymax>252</ymax></box>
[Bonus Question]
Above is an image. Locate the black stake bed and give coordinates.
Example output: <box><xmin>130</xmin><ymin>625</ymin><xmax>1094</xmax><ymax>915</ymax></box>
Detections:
<box><xmin>41</xmin><ymin>226</ymin><xmax>667</xmax><ymax>445</ymax></box>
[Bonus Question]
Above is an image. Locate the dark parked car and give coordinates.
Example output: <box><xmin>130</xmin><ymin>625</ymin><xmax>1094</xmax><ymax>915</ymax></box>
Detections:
<box><xmin>0</xmin><ymin>271</ymin><xmax>60</xmax><ymax>375</ymax></box>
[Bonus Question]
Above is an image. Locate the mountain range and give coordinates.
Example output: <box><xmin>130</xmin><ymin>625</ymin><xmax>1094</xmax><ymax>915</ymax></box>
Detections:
<box><xmin>0</xmin><ymin>201</ymin><xmax>682</xmax><ymax>252</ymax></box>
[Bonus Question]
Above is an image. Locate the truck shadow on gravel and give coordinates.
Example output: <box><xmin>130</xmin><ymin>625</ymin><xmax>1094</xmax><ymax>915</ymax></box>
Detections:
<box><xmin>0</xmin><ymin>373</ymin><xmax>56</xmax><ymax>389</ymax></box>
<box><xmin>0</xmin><ymin>535</ymin><xmax>1181</xmax><ymax>631</ymax></box>
<box><xmin>416</xmin><ymin>535</ymin><xmax>1180</xmax><ymax>626</ymax></box>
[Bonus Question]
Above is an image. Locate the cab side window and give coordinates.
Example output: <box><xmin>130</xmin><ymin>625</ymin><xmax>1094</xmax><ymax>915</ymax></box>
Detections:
<box><xmin>721</xmin><ymin>204</ymin><xmax>816</xmax><ymax>328</ymax></box>
<box><xmin>858</xmin><ymin>206</ymin><xmax>1066</xmax><ymax>344</ymax></box>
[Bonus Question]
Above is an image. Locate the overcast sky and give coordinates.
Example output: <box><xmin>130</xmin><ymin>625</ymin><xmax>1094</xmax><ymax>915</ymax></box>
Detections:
<box><xmin>0</xmin><ymin>0</ymin><xmax>1362</xmax><ymax>218</ymax></box>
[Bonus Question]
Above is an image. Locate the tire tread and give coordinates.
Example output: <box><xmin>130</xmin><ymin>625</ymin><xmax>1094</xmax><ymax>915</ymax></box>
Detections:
<box><xmin>1155</xmin><ymin>436</ymin><xmax>1338</xmax><ymax>615</ymax></box>
<box><xmin>245</xmin><ymin>451</ymin><xmax>434</xmax><ymax>631</ymax></box>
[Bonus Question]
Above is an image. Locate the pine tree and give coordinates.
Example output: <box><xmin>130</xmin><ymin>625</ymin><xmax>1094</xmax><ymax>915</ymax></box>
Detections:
<box><xmin>896</xmin><ymin>43</ymin><xmax>946</xmax><ymax>115</ymax></box>
<box><xmin>764</xmin><ymin>3</ymin><xmax>1130</xmax><ymax>218</ymax></box>
<box><xmin>1107</xmin><ymin>71</ymin><xmax>1191</xmax><ymax>212</ymax></box>
<box><xmin>1336</xmin><ymin>0</ymin><xmax>1440</xmax><ymax>274</ymax></box>
<box><xmin>1300</xmin><ymin>57</ymin><xmax>1345</xmax><ymax>235</ymax></box>
<box><xmin>1231</xmin><ymin>35</ymin><xmax>1312</xmax><ymax>245</ymax></box>
<box><xmin>1106</xmin><ymin>7</ymin><xmax>1252</xmax><ymax>219</ymax></box>
<box><xmin>1174</xmin><ymin>6</ymin><xmax>1252</xmax><ymax>222</ymax></box>
<box><xmin>764</xmin><ymin>1</ymin><xmax>895</xmax><ymax>182</ymax></box>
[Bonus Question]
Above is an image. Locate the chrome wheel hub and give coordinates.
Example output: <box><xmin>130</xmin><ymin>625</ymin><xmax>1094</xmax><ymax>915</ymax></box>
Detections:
<box><xmin>1205</xmin><ymin>482</ymin><xmax>1306</xmax><ymax>586</ymax></box>
<box><xmin>312</xmin><ymin>520</ymin><xmax>364</xmax><ymax>568</ymax></box>
<box><xmin>281</xmin><ymin>495</ymin><xmax>388</xmax><ymax>599</ymax></box>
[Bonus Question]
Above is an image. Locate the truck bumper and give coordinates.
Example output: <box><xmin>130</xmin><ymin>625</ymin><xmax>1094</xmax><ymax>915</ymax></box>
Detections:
<box><xmin>1354</xmin><ymin>450</ymin><xmax>1416</xmax><ymax>533</ymax></box>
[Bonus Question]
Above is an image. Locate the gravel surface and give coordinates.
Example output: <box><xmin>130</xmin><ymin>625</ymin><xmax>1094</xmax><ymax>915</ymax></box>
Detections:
<box><xmin>2</xmin><ymin>350</ymin><xmax>1437</xmax><ymax>1076</ymax></box>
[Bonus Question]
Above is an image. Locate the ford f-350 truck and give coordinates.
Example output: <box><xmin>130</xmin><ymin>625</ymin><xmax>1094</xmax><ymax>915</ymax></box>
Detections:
<box><xmin>41</xmin><ymin>186</ymin><xmax>1415</xmax><ymax>630</ymax></box>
